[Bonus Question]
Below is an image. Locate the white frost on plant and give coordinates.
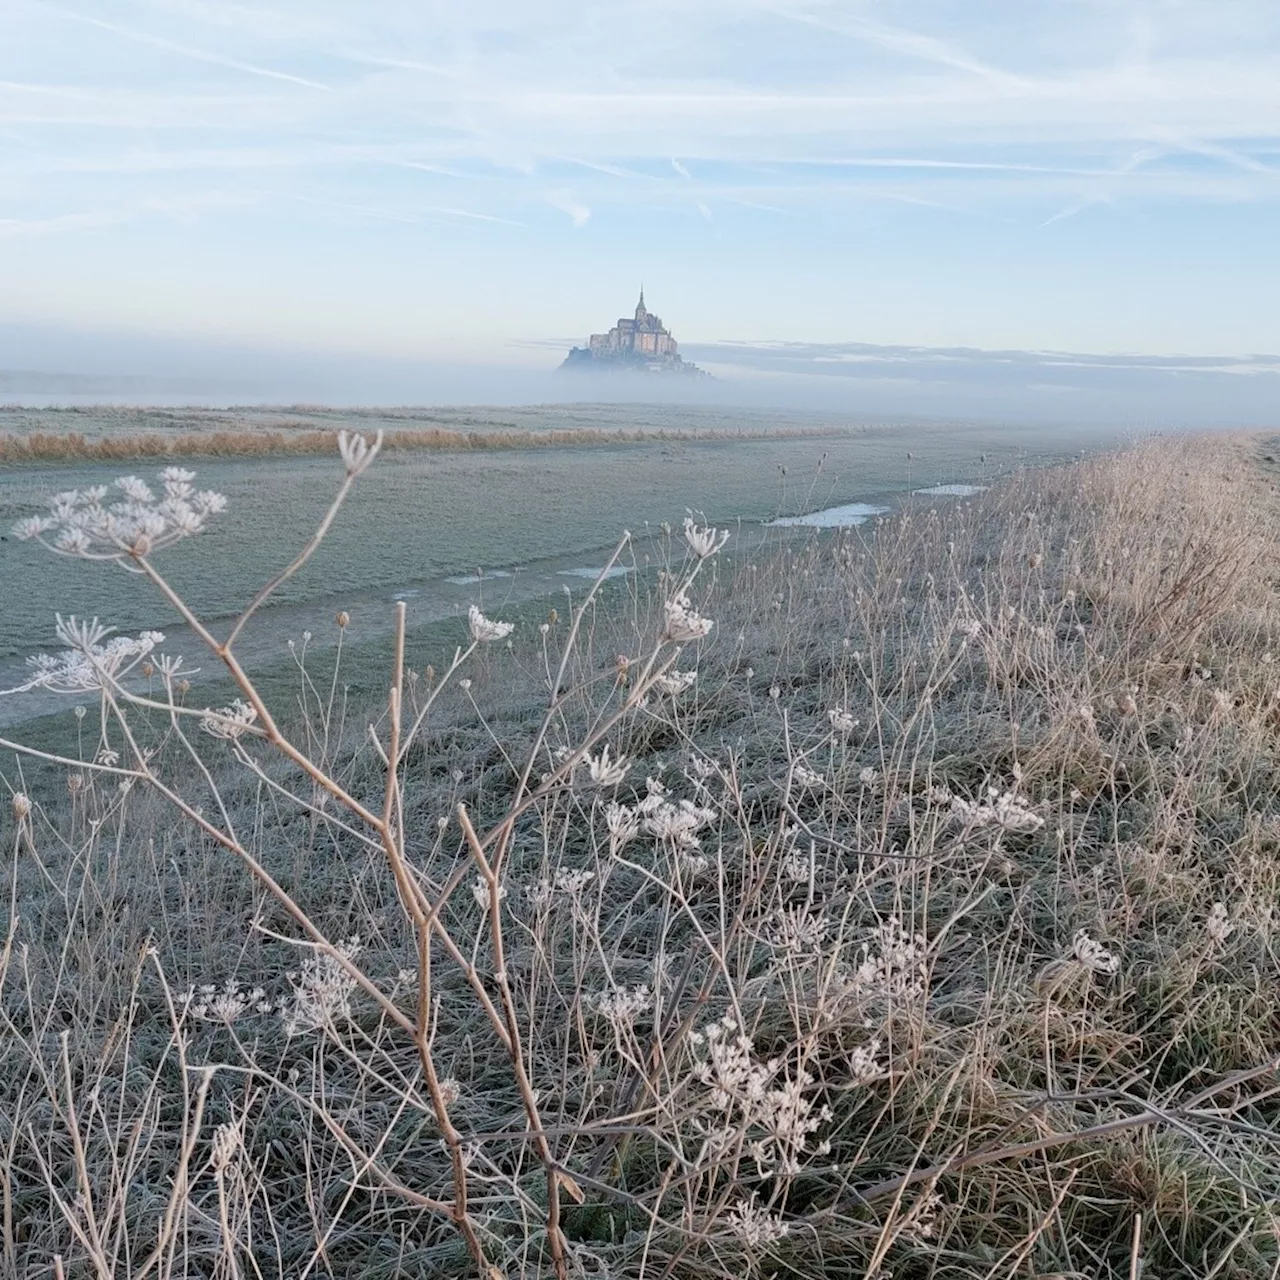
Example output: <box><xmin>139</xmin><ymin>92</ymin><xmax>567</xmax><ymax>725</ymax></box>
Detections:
<box><xmin>586</xmin><ymin>744</ymin><xmax>630</xmax><ymax>788</ymax></box>
<box><xmin>280</xmin><ymin>936</ymin><xmax>363</xmax><ymax>1037</ymax></box>
<box><xmin>200</xmin><ymin>698</ymin><xmax>259</xmax><ymax>741</ymax></box>
<box><xmin>663</xmin><ymin>593</ymin><xmax>714</xmax><ymax>643</ymax></box>
<box><xmin>850</xmin><ymin>917</ymin><xmax>929</xmax><ymax>1001</ymax></box>
<box><xmin>12</xmin><ymin>469</ymin><xmax>227</xmax><ymax>560</ymax></box>
<box><xmin>654</xmin><ymin>668</ymin><xmax>698</xmax><ymax>696</ymax></box>
<box><xmin>3</xmin><ymin>616</ymin><xmax>167</xmax><ymax>696</ymax></box>
<box><xmin>724</xmin><ymin>1195</ymin><xmax>790</xmax><ymax>1248</ymax></box>
<box><xmin>467</xmin><ymin>604</ymin><xmax>514</xmax><ymax>643</ymax></box>
<box><xmin>683</xmin><ymin>516</ymin><xmax>730</xmax><ymax>560</ymax></box>
<box><xmin>1071</xmin><ymin>928</ymin><xmax>1120</xmax><ymax>975</ymax></box>
<box><xmin>689</xmin><ymin>1014</ymin><xmax>832</xmax><ymax>1176</ymax></box>
<box><xmin>336</xmin><ymin>429</ymin><xmax>383</xmax><ymax>477</ymax></box>
<box><xmin>638</xmin><ymin>779</ymin><xmax>717</xmax><ymax>850</ymax></box>
<box><xmin>950</xmin><ymin>783</ymin><xmax>1045</xmax><ymax>833</ymax></box>
<box><xmin>828</xmin><ymin>707</ymin><xmax>859</xmax><ymax>734</ymax></box>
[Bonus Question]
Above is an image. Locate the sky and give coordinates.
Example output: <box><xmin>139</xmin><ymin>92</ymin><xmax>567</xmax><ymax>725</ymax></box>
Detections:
<box><xmin>3</xmin><ymin>1</ymin><xmax>1280</xmax><ymax>421</ymax></box>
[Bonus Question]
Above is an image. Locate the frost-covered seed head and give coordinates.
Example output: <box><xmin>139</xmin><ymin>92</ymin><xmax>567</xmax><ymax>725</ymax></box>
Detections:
<box><xmin>211</xmin><ymin>1123</ymin><xmax>241</xmax><ymax>1173</ymax></box>
<box><xmin>11</xmin><ymin>469</ymin><xmax>227</xmax><ymax>561</ymax></box>
<box><xmin>468</xmin><ymin>604</ymin><xmax>514</xmax><ymax>643</ymax></box>
<box><xmin>200</xmin><ymin>698</ymin><xmax>258</xmax><ymax>741</ymax></box>
<box><xmin>663</xmin><ymin>593</ymin><xmax>714</xmax><ymax>643</ymax></box>
<box><xmin>586</xmin><ymin>744</ymin><xmax>630</xmax><ymax>788</ymax></box>
<box><xmin>828</xmin><ymin>707</ymin><xmax>858</xmax><ymax>734</ymax></box>
<box><xmin>1071</xmin><ymin>928</ymin><xmax>1120</xmax><ymax>975</ymax></box>
<box><xmin>1206</xmin><ymin>902</ymin><xmax>1235</xmax><ymax>945</ymax></box>
<box><xmin>683</xmin><ymin>516</ymin><xmax>730</xmax><ymax>559</ymax></box>
<box><xmin>336</xmin><ymin>429</ymin><xmax>383</xmax><ymax>476</ymax></box>
<box><xmin>654</xmin><ymin>668</ymin><xmax>698</xmax><ymax>696</ymax></box>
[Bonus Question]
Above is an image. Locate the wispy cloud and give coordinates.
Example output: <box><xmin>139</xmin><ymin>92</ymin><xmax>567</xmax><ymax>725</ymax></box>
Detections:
<box><xmin>5</xmin><ymin>0</ymin><xmax>1280</xmax><ymax>369</ymax></box>
<box><xmin>34</xmin><ymin>2</ymin><xmax>331</xmax><ymax>90</ymax></box>
<box><xmin>546</xmin><ymin>190</ymin><xmax>590</xmax><ymax>227</ymax></box>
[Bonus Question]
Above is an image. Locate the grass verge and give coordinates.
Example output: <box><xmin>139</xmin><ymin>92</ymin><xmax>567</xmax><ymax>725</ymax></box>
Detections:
<box><xmin>4</xmin><ymin>431</ymin><xmax>1280</xmax><ymax>1278</ymax></box>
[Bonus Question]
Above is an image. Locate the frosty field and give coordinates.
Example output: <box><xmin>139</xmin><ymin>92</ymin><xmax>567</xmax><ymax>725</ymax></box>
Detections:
<box><xmin>0</xmin><ymin>405</ymin><xmax>1116</xmax><ymax>727</ymax></box>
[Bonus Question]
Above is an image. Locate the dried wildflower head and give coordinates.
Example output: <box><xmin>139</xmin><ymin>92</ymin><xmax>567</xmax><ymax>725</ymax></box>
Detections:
<box><xmin>766</xmin><ymin>906</ymin><xmax>829</xmax><ymax>958</ymax></box>
<box><xmin>336</xmin><ymin>429</ymin><xmax>382</xmax><ymax>477</ymax></box>
<box><xmin>1206</xmin><ymin>902</ymin><xmax>1235</xmax><ymax>945</ymax></box>
<box><xmin>210</xmin><ymin>1122</ymin><xmax>241</xmax><ymax>1174</ymax></box>
<box><xmin>793</xmin><ymin>762</ymin><xmax>825</xmax><ymax>790</ymax></box>
<box><xmin>603</xmin><ymin>801</ymin><xmax>640</xmax><ymax>846</ymax></box>
<box><xmin>200</xmin><ymin>698</ymin><xmax>258</xmax><ymax>741</ymax></box>
<box><xmin>654</xmin><ymin>668</ymin><xmax>697</xmax><ymax>696</ymax></box>
<box><xmin>828</xmin><ymin>707</ymin><xmax>858</xmax><ymax>734</ymax></box>
<box><xmin>11</xmin><ymin>792</ymin><xmax>31</xmax><ymax>821</ymax></box>
<box><xmin>586</xmin><ymin>744</ymin><xmax>630</xmax><ymax>788</ymax></box>
<box><xmin>590</xmin><ymin>983</ymin><xmax>653</xmax><ymax>1028</ymax></box>
<box><xmin>4</xmin><ymin>616</ymin><xmax>168</xmax><ymax>697</ymax></box>
<box><xmin>690</xmin><ymin>1015</ymin><xmax>832</xmax><ymax>1176</ymax></box>
<box><xmin>1071</xmin><ymin>928</ymin><xmax>1120</xmax><ymax>975</ymax></box>
<box><xmin>663</xmin><ymin>593</ymin><xmax>713</xmax><ymax>643</ymax></box>
<box><xmin>471</xmin><ymin>877</ymin><xmax>507</xmax><ymax>912</ymax></box>
<box><xmin>13</xmin><ymin>468</ymin><xmax>226</xmax><ymax>560</ymax></box>
<box><xmin>280</xmin><ymin>936</ymin><xmax>362</xmax><ymax>1037</ymax></box>
<box><xmin>641</xmin><ymin>790</ymin><xmax>717</xmax><ymax>850</ymax></box>
<box><xmin>335</xmin><ymin>610</ymin><xmax>350</xmax><ymax>629</ymax></box>
<box><xmin>850</xmin><ymin>917</ymin><xmax>929</xmax><ymax>1001</ymax></box>
<box><xmin>724</xmin><ymin>1195</ymin><xmax>790</xmax><ymax>1248</ymax></box>
<box><xmin>847</xmin><ymin>1038</ymin><xmax>886</xmax><ymax>1086</ymax></box>
<box><xmin>949</xmin><ymin>782</ymin><xmax>1044</xmax><ymax>833</ymax></box>
<box><xmin>467</xmin><ymin>604</ymin><xmax>514</xmax><ymax>643</ymax></box>
<box><xmin>683</xmin><ymin>516</ymin><xmax>730</xmax><ymax>560</ymax></box>
<box><xmin>182</xmin><ymin>979</ymin><xmax>273</xmax><ymax>1023</ymax></box>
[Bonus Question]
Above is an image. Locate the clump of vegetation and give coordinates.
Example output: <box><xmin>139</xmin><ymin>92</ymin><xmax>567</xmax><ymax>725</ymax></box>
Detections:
<box><xmin>4</xmin><ymin>430</ymin><xmax>1280</xmax><ymax>1278</ymax></box>
<box><xmin>0</xmin><ymin>421</ymin><xmax>827</xmax><ymax>464</ymax></box>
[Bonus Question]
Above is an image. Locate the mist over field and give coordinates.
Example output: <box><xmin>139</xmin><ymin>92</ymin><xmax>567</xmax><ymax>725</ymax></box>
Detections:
<box><xmin>7</xmin><ymin>3</ymin><xmax>1280</xmax><ymax>1275</ymax></box>
<box><xmin>4</xmin><ymin>319</ymin><xmax>1279</xmax><ymax>425</ymax></box>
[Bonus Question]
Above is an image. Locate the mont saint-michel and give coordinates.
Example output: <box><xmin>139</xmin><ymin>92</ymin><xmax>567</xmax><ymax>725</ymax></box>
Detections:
<box><xmin>561</xmin><ymin>290</ymin><xmax>707</xmax><ymax>375</ymax></box>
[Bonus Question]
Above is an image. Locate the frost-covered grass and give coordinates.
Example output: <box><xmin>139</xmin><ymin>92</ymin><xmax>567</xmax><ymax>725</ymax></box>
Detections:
<box><xmin>4</xmin><ymin>431</ymin><xmax>1280</xmax><ymax>1278</ymax></box>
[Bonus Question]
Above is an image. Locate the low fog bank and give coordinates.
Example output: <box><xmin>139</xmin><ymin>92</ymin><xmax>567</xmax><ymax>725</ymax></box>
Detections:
<box><xmin>2</xmin><ymin>321</ymin><xmax>1277</xmax><ymax>427</ymax></box>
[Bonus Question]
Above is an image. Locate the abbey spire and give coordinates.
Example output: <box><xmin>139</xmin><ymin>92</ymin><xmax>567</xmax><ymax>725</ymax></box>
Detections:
<box><xmin>560</xmin><ymin>289</ymin><xmax>707</xmax><ymax>376</ymax></box>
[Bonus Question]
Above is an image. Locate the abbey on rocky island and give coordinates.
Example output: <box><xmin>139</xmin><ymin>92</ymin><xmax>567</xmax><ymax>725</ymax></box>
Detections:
<box><xmin>561</xmin><ymin>290</ymin><xmax>707</xmax><ymax>375</ymax></box>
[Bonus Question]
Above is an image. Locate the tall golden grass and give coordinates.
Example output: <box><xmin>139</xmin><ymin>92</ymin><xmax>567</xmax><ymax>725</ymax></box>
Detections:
<box><xmin>0</xmin><ymin>422</ymin><xmax>834</xmax><ymax>463</ymax></box>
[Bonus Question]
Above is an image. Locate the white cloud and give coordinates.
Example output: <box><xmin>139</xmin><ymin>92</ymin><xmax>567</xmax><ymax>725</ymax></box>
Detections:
<box><xmin>546</xmin><ymin>190</ymin><xmax>590</xmax><ymax>227</ymax></box>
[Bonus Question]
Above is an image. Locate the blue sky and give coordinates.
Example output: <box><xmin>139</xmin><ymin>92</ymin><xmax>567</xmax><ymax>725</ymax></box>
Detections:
<box><xmin>4</xmin><ymin>1</ymin><xmax>1280</xmax><ymax>419</ymax></box>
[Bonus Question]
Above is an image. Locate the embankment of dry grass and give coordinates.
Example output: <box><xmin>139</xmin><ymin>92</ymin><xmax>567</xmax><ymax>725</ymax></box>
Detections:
<box><xmin>0</xmin><ymin>422</ymin><xmax>837</xmax><ymax>463</ymax></box>
<box><xmin>5</xmin><ymin>431</ymin><xmax>1280</xmax><ymax>1278</ymax></box>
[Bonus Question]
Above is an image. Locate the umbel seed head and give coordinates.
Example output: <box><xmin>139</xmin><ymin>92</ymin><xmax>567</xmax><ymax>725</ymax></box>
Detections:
<box><xmin>336</xmin><ymin>611</ymin><xmax>350</xmax><ymax>629</ymax></box>
<box><xmin>11</xmin><ymin>792</ymin><xmax>31</xmax><ymax>821</ymax></box>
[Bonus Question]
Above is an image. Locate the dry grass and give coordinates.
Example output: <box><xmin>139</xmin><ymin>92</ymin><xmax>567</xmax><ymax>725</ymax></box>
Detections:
<box><xmin>4</xmin><ymin>431</ymin><xmax>1280</xmax><ymax>1278</ymax></box>
<box><xmin>0</xmin><ymin>422</ymin><xmax>832</xmax><ymax>464</ymax></box>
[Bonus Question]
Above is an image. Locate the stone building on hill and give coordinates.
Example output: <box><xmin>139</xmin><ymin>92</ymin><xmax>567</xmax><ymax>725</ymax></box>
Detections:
<box><xmin>561</xmin><ymin>290</ymin><xmax>707</xmax><ymax>374</ymax></box>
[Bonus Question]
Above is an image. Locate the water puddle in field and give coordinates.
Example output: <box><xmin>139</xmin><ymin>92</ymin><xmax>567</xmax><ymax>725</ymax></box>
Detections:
<box><xmin>444</xmin><ymin>570</ymin><xmax>514</xmax><ymax>585</ymax></box>
<box><xmin>767</xmin><ymin>502</ymin><xmax>890</xmax><ymax>528</ymax></box>
<box><xmin>557</xmin><ymin>565</ymin><xmax>633</xmax><ymax>581</ymax></box>
<box><xmin>913</xmin><ymin>483</ymin><xmax>987</xmax><ymax>497</ymax></box>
